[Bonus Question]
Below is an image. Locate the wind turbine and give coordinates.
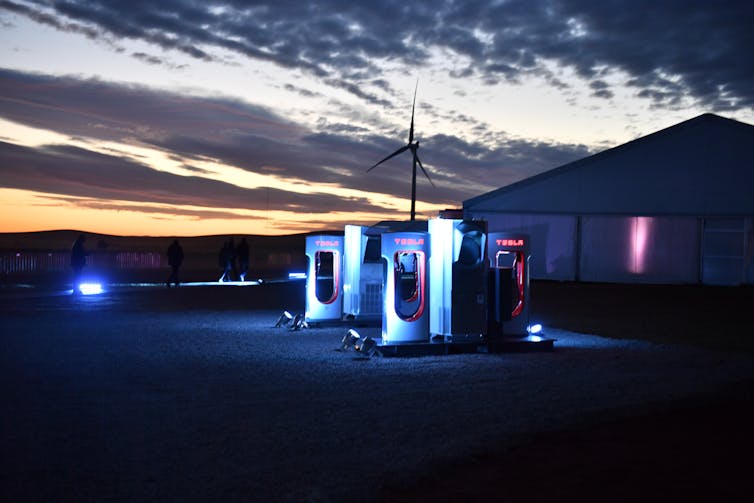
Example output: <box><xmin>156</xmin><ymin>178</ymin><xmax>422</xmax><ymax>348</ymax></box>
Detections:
<box><xmin>367</xmin><ymin>83</ymin><xmax>435</xmax><ymax>221</ymax></box>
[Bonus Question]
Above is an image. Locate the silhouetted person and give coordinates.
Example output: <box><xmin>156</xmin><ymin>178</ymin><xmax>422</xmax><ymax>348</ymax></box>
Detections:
<box><xmin>237</xmin><ymin>237</ymin><xmax>250</xmax><ymax>281</ymax></box>
<box><xmin>70</xmin><ymin>234</ymin><xmax>88</xmax><ymax>294</ymax></box>
<box><xmin>167</xmin><ymin>239</ymin><xmax>184</xmax><ymax>287</ymax></box>
<box><xmin>219</xmin><ymin>239</ymin><xmax>235</xmax><ymax>282</ymax></box>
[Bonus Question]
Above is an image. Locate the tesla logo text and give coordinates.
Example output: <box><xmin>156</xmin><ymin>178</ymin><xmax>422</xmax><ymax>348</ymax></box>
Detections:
<box><xmin>496</xmin><ymin>239</ymin><xmax>524</xmax><ymax>247</ymax></box>
<box><xmin>394</xmin><ymin>237</ymin><xmax>424</xmax><ymax>246</ymax></box>
<box><xmin>315</xmin><ymin>240</ymin><xmax>339</xmax><ymax>247</ymax></box>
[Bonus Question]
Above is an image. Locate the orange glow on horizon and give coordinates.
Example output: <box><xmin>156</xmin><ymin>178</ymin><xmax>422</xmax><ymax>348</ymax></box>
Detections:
<box><xmin>0</xmin><ymin>189</ymin><xmax>446</xmax><ymax>237</ymax></box>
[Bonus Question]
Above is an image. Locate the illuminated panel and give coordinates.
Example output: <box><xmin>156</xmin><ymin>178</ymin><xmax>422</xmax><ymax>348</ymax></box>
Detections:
<box><xmin>315</xmin><ymin>239</ymin><xmax>340</xmax><ymax>248</ymax></box>
<box><xmin>393</xmin><ymin>236</ymin><xmax>425</xmax><ymax>246</ymax></box>
<box><xmin>495</xmin><ymin>238</ymin><xmax>525</xmax><ymax>247</ymax></box>
<box><xmin>630</xmin><ymin>217</ymin><xmax>653</xmax><ymax>274</ymax></box>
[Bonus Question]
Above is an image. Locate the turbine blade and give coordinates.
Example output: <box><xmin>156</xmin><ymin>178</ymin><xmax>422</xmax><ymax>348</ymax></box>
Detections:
<box><xmin>367</xmin><ymin>144</ymin><xmax>410</xmax><ymax>172</ymax></box>
<box><xmin>414</xmin><ymin>154</ymin><xmax>435</xmax><ymax>187</ymax></box>
<box><xmin>408</xmin><ymin>79</ymin><xmax>418</xmax><ymax>143</ymax></box>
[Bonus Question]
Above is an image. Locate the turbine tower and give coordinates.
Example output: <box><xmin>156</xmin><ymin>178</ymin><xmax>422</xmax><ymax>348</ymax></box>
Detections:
<box><xmin>367</xmin><ymin>83</ymin><xmax>434</xmax><ymax>221</ymax></box>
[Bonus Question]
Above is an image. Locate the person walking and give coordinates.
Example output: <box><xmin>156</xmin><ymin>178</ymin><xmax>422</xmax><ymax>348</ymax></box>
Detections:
<box><xmin>237</xmin><ymin>237</ymin><xmax>250</xmax><ymax>281</ymax></box>
<box><xmin>219</xmin><ymin>239</ymin><xmax>234</xmax><ymax>282</ymax></box>
<box><xmin>167</xmin><ymin>239</ymin><xmax>184</xmax><ymax>287</ymax></box>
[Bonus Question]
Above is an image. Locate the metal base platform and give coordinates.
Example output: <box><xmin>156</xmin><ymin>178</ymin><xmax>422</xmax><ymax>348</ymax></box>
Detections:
<box><xmin>307</xmin><ymin>316</ymin><xmax>381</xmax><ymax>328</ymax></box>
<box><xmin>375</xmin><ymin>335</ymin><xmax>554</xmax><ymax>357</ymax></box>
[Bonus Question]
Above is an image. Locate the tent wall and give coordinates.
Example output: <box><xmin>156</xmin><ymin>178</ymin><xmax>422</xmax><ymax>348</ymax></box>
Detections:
<box><xmin>471</xmin><ymin>212</ymin><xmax>754</xmax><ymax>285</ymax></box>
<box><xmin>579</xmin><ymin>216</ymin><xmax>699</xmax><ymax>284</ymax></box>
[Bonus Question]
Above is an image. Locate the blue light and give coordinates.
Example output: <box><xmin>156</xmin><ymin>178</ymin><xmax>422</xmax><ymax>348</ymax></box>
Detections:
<box><xmin>288</xmin><ymin>272</ymin><xmax>306</xmax><ymax>279</ymax></box>
<box><xmin>78</xmin><ymin>283</ymin><xmax>103</xmax><ymax>295</ymax></box>
<box><xmin>528</xmin><ymin>323</ymin><xmax>543</xmax><ymax>335</ymax></box>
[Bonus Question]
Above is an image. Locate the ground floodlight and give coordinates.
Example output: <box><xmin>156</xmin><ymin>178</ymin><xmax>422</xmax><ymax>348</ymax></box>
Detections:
<box><xmin>289</xmin><ymin>313</ymin><xmax>309</xmax><ymax>331</ymax></box>
<box><xmin>78</xmin><ymin>283</ymin><xmax>103</xmax><ymax>295</ymax></box>
<box><xmin>341</xmin><ymin>329</ymin><xmax>361</xmax><ymax>350</ymax></box>
<box><xmin>528</xmin><ymin>323</ymin><xmax>543</xmax><ymax>335</ymax></box>
<box><xmin>354</xmin><ymin>335</ymin><xmax>377</xmax><ymax>357</ymax></box>
<box><xmin>274</xmin><ymin>310</ymin><xmax>294</xmax><ymax>327</ymax></box>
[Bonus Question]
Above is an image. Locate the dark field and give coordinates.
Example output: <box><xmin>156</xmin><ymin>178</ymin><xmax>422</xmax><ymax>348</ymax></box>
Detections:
<box><xmin>1</xmin><ymin>280</ymin><xmax>753</xmax><ymax>502</ymax></box>
<box><xmin>382</xmin><ymin>281</ymin><xmax>754</xmax><ymax>501</ymax></box>
<box><xmin>532</xmin><ymin>281</ymin><xmax>754</xmax><ymax>354</ymax></box>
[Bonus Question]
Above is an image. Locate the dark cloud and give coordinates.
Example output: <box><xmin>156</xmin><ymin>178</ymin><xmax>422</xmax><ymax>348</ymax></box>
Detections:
<box><xmin>1</xmin><ymin>0</ymin><xmax>104</xmax><ymax>42</ymax></box>
<box><xmin>589</xmin><ymin>80</ymin><xmax>613</xmax><ymax>99</ymax></box>
<box><xmin>0</xmin><ymin>140</ymin><xmax>387</xmax><ymax>215</ymax></box>
<box><xmin>0</xmin><ymin>68</ymin><xmax>588</xmax><ymax>212</ymax></box>
<box><xmin>282</xmin><ymin>83</ymin><xmax>322</xmax><ymax>99</ymax></box>
<box><xmin>2</xmin><ymin>0</ymin><xmax>752</xmax><ymax>111</ymax></box>
<box><xmin>0</xmin><ymin>68</ymin><xmax>304</xmax><ymax>145</ymax></box>
<box><xmin>131</xmin><ymin>51</ymin><xmax>187</xmax><ymax>70</ymax></box>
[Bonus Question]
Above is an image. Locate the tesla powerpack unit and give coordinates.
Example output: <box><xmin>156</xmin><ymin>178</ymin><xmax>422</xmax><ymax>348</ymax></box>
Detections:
<box><xmin>487</xmin><ymin>233</ymin><xmax>531</xmax><ymax>337</ymax></box>
<box><xmin>428</xmin><ymin>218</ymin><xmax>487</xmax><ymax>340</ymax></box>
<box><xmin>342</xmin><ymin>225</ymin><xmax>383</xmax><ymax>321</ymax></box>
<box><xmin>381</xmin><ymin>232</ymin><xmax>430</xmax><ymax>343</ymax></box>
<box><xmin>305</xmin><ymin>234</ymin><xmax>344</xmax><ymax>323</ymax></box>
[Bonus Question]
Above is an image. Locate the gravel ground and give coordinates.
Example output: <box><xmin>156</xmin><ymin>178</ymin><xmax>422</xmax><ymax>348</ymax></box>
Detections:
<box><xmin>1</xmin><ymin>282</ymin><xmax>753</xmax><ymax>502</ymax></box>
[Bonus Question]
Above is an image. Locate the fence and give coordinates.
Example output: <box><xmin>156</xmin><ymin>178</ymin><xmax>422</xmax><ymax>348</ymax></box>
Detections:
<box><xmin>1</xmin><ymin>251</ymin><xmax>166</xmax><ymax>274</ymax></box>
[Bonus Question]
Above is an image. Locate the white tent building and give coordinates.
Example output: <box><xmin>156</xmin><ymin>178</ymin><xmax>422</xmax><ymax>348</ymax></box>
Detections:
<box><xmin>463</xmin><ymin>114</ymin><xmax>754</xmax><ymax>285</ymax></box>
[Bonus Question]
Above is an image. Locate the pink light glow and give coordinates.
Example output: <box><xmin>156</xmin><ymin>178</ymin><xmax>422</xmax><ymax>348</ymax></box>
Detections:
<box><xmin>631</xmin><ymin>217</ymin><xmax>653</xmax><ymax>273</ymax></box>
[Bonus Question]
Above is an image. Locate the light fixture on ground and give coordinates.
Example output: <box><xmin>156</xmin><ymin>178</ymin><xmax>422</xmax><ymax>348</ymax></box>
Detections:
<box><xmin>528</xmin><ymin>323</ymin><xmax>543</xmax><ymax>335</ymax></box>
<box><xmin>354</xmin><ymin>335</ymin><xmax>378</xmax><ymax>357</ymax></box>
<box><xmin>274</xmin><ymin>311</ymin><xmax>293</xmax><ymax>327</ymax></box>
<box><xmin>527</xmin><ymin>323</ymin><xmax>545</xmax><ymax>342</ymax></box>
<box><xmin>341</xmin><ymin>329</ymin><xmax>361</xmax><ymax>350</ymax></box>
<box><xmin>289</xmin><ymin>313</ymin><xmax>309</xmax><ymax>331</ymax></box>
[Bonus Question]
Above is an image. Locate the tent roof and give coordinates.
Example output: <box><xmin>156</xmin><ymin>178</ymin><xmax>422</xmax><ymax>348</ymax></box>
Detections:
<box><xmin>464</xmin><ymin>113</ymin><xmax>754</xmax><ymax>216</ymax></box>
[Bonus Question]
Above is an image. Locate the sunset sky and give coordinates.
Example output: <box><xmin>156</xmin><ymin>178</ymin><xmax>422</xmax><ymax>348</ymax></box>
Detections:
<box><xmin>1</xmin><ymin>1</ymin><xmax>753</xmax><ymax>236</ymax></box>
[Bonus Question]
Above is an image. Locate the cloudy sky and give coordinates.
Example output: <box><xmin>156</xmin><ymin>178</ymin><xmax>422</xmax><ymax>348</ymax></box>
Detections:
<box><xmin>1</xmin><ymin>0</ymin><xmax>752</xmax><ymax>236</ymax></box>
